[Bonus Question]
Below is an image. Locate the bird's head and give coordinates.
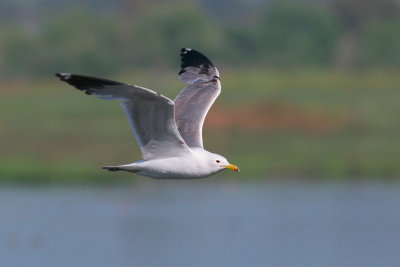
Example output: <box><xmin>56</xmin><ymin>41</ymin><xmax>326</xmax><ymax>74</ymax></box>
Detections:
<box><xmin>210</xmin><ymin>154</ymin><xmax>240</xmax><ymax>173</ymax></box>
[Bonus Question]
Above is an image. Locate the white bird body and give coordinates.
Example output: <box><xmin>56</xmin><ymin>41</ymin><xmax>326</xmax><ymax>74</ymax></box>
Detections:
<box><xmin>116</xmin><ymin>149</ymin><xmax>228</xmax><ymax>179</ymax></box>
<box><xmin>56</xmin><ymin>48</ymin><xmax>239</xmax><ymax>179</ymax></box>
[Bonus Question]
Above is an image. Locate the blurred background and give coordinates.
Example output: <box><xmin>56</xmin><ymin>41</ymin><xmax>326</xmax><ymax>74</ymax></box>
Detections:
<box><xmin>0</xmin><ymin>0</ymin><xmax>399</xmax><ymax>266</ymax></box>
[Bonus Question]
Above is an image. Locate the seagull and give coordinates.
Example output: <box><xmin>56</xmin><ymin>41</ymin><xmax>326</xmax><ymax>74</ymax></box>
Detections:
<box><xmin>56</xmin><ymin>48</ymin><xmax>239</xmax><ymax>179</ymax></box>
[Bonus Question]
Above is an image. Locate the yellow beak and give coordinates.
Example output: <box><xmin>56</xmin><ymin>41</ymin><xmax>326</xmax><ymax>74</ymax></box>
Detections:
<box><xmin>222</xmin><ymin>163</ymin><xmax>240</xmax><ymax>172</ymax></box>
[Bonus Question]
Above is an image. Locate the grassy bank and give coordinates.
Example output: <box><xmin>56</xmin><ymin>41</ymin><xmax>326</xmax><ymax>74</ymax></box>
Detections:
<box><xmin>1</xmin><ymin>70</ymin><xmax>399</xmax><ymax>183</ymax></box>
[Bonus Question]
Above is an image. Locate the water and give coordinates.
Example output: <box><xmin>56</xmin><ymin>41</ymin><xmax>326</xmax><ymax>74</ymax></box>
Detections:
<box><xmin>1</xmin><ymin>181</ymin><xmax>400</xmax><ymax>267</ymax></box>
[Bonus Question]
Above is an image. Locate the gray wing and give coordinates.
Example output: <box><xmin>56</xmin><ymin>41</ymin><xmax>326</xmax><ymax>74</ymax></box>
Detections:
<box><xmin>56</xmin><ymin>73</ymin><xmax>191</xmax><ymax>160</ymax></box>
<box><xmin>174</xmin><ymin>48</ymin><xmax>221</xmax><ymax>148</ymax></box>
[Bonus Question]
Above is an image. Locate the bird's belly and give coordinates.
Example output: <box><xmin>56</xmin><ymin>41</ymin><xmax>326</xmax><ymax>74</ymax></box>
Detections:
<box><xmin>137</xmin><ymin>169</ymin><xmax>211</xmax><ymax>179</ymax></box>
<box><xmin>136</xmin><ymin>158</ymin><xmax>212</xmax><ymax>179</ymax></box>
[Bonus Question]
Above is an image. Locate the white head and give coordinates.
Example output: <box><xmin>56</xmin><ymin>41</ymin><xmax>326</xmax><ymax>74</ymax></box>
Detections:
<box><xmin>206</xmin><ymin>152</ymin><xmax>239</xmax><ymax>174</ymax></box>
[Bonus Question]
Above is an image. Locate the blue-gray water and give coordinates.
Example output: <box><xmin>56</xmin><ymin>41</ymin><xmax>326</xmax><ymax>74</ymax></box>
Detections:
<box><xmin>1</xmin><ymin>181</ymin><xmax>400</xmax><ymax>267</ymax></box>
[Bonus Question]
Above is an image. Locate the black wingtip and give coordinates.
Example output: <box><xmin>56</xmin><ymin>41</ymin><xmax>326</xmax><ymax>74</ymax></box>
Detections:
<box><xmin>180</xmin><ymin>47</ymin><xmax>192</xmax><ymax>55</ymax></box>
<box><xmin>55</xmin><ymin>73</ymin><xmax>123</xmax><ymax>91</ymax></box>
<box><xmin>180</xmin><ymin>48</ymin><xmax>213</xmax><ymax>67</ymax></box>
<box><xmin>179</xmin><ymin>48</ymin><xmax>215</xmax><ymax>76</ymax></box>
<box><xmin>55</xmin><ymin>72</ymin><xmax>71</xmax><ymax>82</ymax></box>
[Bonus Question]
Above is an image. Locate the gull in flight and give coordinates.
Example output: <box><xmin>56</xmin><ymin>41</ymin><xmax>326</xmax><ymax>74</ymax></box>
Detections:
<box><xmin>56</xmin><ymin>48</ymin><xmax>239</xmax><ymax>179</ymax></box>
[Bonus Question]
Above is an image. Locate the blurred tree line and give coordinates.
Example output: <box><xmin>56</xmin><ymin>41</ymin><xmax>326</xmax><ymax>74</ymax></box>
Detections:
<box><xmin>0</xmin><ymin>0</ymin><xmax>399</xmax><ymax>79</ymax></box>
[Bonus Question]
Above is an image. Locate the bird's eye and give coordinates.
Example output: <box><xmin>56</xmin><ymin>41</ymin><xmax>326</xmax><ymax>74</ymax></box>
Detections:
<box><xmin>216</xmin><ymin>160</ymin><xmax>220</xmax><ymax>163</ymax></box>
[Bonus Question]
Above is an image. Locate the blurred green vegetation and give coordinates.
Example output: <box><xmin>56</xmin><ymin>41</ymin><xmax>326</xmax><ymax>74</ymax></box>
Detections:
<box><xmin>0</xmin><ymin>0</ymin><xmax>399</xmax><ymax>183</ymax></box>
<box><xmin>1</xmin><ymin>70</ymin><xmax>399</xmax><ymax>183</ymax></box>
<box><xmin>1</xmin><ymin>0</ymin><xmax>400</xmax><ymax>79</ymax></box>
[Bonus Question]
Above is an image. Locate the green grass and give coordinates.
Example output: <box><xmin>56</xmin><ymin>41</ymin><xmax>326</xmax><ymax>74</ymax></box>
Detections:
<box><xmin>1</xmin><ymin>70</ymin><xmax>399</xmax><ymax>183</ymax></box>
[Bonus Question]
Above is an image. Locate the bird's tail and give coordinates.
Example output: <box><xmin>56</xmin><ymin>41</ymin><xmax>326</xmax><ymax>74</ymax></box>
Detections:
<box><xmin>102</xmin><ymin>164</ymin><xmax>139</xmax><ymax>173</ymax></box>
<box><xmin>102</xmin><ymin>166</ymin><xmax>122</xmax><ymax>172</ymax></box>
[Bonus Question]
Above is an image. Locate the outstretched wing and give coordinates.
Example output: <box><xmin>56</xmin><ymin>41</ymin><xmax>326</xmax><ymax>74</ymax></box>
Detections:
<box><xmin>56</xmin><ymin>73</ymin><xmax>191</xmax><ymax>160</ymax></box>
<box><xmin>174</xmin><ymin>48</ymin><xmax>221</xmax><ymax>148</ymax></box>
